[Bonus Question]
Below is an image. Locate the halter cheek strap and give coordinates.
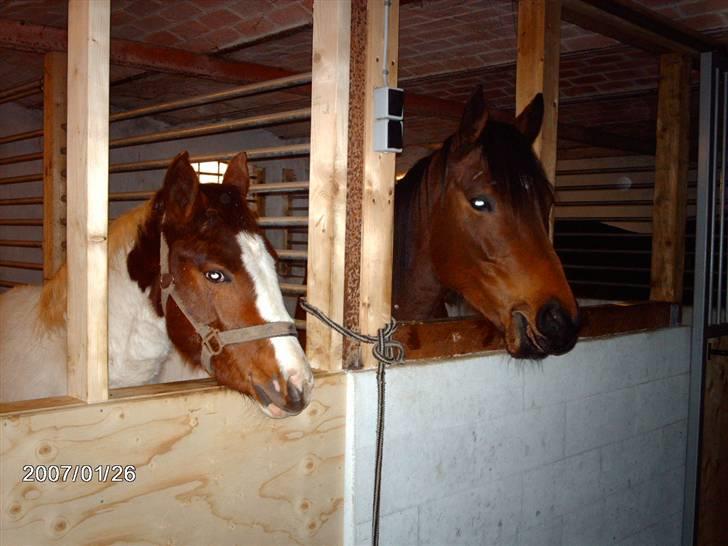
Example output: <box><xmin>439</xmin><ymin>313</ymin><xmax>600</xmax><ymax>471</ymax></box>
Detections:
<box><xmin>159</xmin><ymin>234</ymin><xmax>297</xmax><ymax>375</ymax></box>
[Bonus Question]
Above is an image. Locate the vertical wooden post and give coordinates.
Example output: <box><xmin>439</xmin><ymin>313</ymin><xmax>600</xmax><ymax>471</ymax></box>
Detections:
<box><xmin>343</xmin><ymin>0</ymin><xmax>399</xmax><ymax>369</ymax></box>
<box><xmin>650</xmin><ymin>53</ymin><xmax>691</xmax><ymax>302</ymax></box>
<box><xmin>516</xmin><ymin>0</ymin><xmax>561</xmax><ymax>188</ymax></box>
<box><xmin>306</xmin><ymin>0</ymin><xmax>351</xmax><ymax>370</ymax></box>
<box><xmin>43</xmin><ymin>52</ymin><xmax>67</xmax><ymax>280</ymax></box>
<box><xmin>66</xmin><ymin>0</ymin><xmax>110</xmax><ymax>403</ymax></box>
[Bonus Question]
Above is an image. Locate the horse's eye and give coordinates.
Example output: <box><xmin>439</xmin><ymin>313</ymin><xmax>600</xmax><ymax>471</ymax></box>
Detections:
<box><xmin>204</xmin><ymin>270</ymin><xmax>228</xmax><ymax>283</ymax></box>
<box><xmin>469</xmin><ymin>196</ymin><xmax>493</xmax><ymax>212</ymax></box>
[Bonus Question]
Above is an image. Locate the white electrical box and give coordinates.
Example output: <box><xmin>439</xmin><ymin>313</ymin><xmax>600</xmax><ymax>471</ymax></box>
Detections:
<box><xmin>374</xmin><ymin>86</ymin><xmax>404</xmax><ymax>153</ymax></box>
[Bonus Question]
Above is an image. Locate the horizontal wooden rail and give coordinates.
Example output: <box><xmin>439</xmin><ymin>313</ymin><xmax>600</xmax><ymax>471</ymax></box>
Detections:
<box><xmin>0</xmin><ymin>279</ymin><xmax>25</xmax><ymax>288</ymax></box>
<box><xmin>570</xmin><ymin>280</ymin><xmax>649</xmax><ymax>289</ymax></box>
<box><xmin>0</xmin><ymin>239</ymin><xmax>41</xmax><ymax>247</ymax></box>
<box><xmin>0</xmin><ymin>260</ymin><xmax>42</xmax><ymax>270</ymax></box>
<box><xmin>257</xmin><ymin>216</ymin><xmax>308</xmax><ymax>228</ymax></box>
<box><xmin>0</xmin><ymin>196</ymin><xmax>42</xmax><ymax>205</ymax></box>
<box><xmin>0</xmin><ymin>151</ymin><xmax>43</xmax><ymax>166</ymax></box>
<box><xmin>110</xmin><ymin>72</ymin><xmax>311</xmax><ymax>123</ymax></box>
<box><xmin>394</xmin><ymin>301</ymin><xmax>674</xmax><ymax>361</ymax></box>
<box><xmin>0</xmin><ymin>218</ymin><xmax>42</xmax><ymax>226</ymax></box>
<box><xmin>563</xmin><ymin>263</ymin><xmax>650</xmax><ymax>273</ymax></box>
<box><xmin>556</xmin><ymin>216</ymin><xmax>652</xmax><ymax>222</ymax></box>
<box><xmin>108</xmin><ymin>143</ymin><xmax>310</xmax><ymax>174</ymax></box>
<box><xmin>108</xmin><ymin>108</ymin><xmax>311</xmax><ymax>149</ymax></box>
<box><xmin>0</xmin><ymin>173</ymin><xmax>43</xmax><ymax>185</ymax></box>
<box><xmin>0</xmin><ymin>87</ymin><xmax>43</xmax><ymax>104</ymax></box>
<box><xmin>0</xmin><ymin>128</ymin><xmax>43</xmax><ymax>145</ymax></box>
<box><xmin>556</xmin><ymin>199</ymin><xmax>696</xmax><ymax>207</ymax></box>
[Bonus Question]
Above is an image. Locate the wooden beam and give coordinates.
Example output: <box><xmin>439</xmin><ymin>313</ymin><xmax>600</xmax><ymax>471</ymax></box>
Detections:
<box><xmin>517</xmin><ymin>0</ymin><xmax>561</xmax><ymax>187</ymax></box>
<box><xmin>66</xmin><ymin>0</ymin><xmax>110</xmax><ymax>403</ymax></box>
<box><xmin>42</xmin><ymin>51</ymin><xmax>66</xmax><ymax>280</ymax></box>
<box><xmin>394</xmin><ymin>302</ymin><xmax>673</xmax><ymax>361</ymax></box>
<box><xmin>305</xmin><ymin>0</ymin><xmax>350</xmax><ymax>371</ymax></box>
<box><xmin>356</xmin><ymin>0</ymin><xmax>399</xmax><ymax>368</ymax></box>
<box><xmin>650</xmin><ymin>53</ymin><xmax>691</xmax><ymax>302</ymax></box>
<box><xmin>562</xmin><ymin>0</ymin><xmax>722</xmax><ymax>60</ymax></box>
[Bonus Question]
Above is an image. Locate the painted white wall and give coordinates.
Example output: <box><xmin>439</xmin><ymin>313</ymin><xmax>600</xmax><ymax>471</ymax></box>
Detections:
<box><xmin>346</xmin><ymin>327</ymin><xmax>690</xmax><ymax>546</ymax></box>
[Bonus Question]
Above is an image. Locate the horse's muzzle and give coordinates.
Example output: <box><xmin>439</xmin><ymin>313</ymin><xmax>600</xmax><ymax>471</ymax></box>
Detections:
<box><xmin>512</xmin><ymin>299</ymin><xmax>580</xmax><ymax>358</ymax></box>
<box><xmin>253</xmin><ymin>375</ymin><xmax>312</xmax><ymax>418</ymax></box>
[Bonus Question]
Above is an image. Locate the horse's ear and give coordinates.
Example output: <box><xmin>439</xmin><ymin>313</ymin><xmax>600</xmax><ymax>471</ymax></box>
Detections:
<box><xmin>454</xmin><ymin>85</ymin><xmax>489</xmax><ymax>149</ymax></box>
<box><xmin>515</xmin><ymin>93</ymin><xmax>544</xmax><ymax>144</ymax></box>
<box><xmin>221</xmin><ymin>152</ymin><xmax>250</xmax><ymax>197</ymax></box>
<box><xmin>162</xmin><ymin>151</ymin><xmax>200</xmax><ymax>223</ymax></box>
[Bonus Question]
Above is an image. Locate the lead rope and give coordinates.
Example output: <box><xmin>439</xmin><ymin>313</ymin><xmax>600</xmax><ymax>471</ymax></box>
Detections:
<box><xmin>299</xmin><ymin>299</ymin><xmax>405</xmax><ymax>546</ymax></box>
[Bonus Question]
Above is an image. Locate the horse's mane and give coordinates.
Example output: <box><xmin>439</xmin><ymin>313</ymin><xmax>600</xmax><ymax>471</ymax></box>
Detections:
<box><xmin>39</xmin><ymin>202</ymin><xmax>152</xmax><ymax>329</ymax></box>
<box><xmin>392</xmin><ymin>122</ymin><xmax>554</xmax><ymax>294</ymax></box>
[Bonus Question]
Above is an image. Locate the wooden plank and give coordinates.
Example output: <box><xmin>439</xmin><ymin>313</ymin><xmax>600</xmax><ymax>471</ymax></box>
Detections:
<box><xmin>355</xmin><ymin>0</ymin><xmax>400</xmax><ymax>369</ymax></box>
<box><xmin>65</xmin><ymin>0</ymin><xmax>110</xmax><ymax>404</ymax></box>
<box><xmin>0</xmin><ymin>374</ymin><xmax>345</xmax><ymax>545</ymax></box>
<box><xmin>394</xmin><ymin>302</ymin><xmax>673</xmax><ymax>361</ymax></box>
<box><xmin>516</xmin><ymin>0</ymin><xmax>561</xmax><ymax>190</ymax></box>
<box><xmin>561</xmin><ymin>0</ymin><xmax>721</xmax><ymax>60</ymax></box>
<box><xmin>305</xmin><ymin>0</ymin><xmax>351</xmax><ymax>372</ymax></box>
<box><xmin>43</xmin><ymin>51</ymin><xmax>67</xmax><ymax>280</ymax></box>
<box><xmin>650</xmin><ymin>53</ymin><xmax>691</xmax><ymax>303</ymax></box>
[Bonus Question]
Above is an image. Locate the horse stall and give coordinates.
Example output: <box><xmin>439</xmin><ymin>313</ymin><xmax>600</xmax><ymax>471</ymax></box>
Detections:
<box><xmin>0</xmin><ymin>1</ymin><xmax>725</xmax><ymax>545</ymax></box>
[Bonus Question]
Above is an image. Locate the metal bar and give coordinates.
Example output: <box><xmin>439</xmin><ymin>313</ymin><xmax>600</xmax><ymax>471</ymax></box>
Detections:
<box><xmin>556</xmin><ymin>199</ymin><xmax>696</xmax><ymax>207</ymax></box>
<box><xmin>719</xmin><ymin>71</ymin><xmax>727</xmax><ymax>322</ymax></box>
<box><xmin>563</xmin><ymin>263</ymin><xmax>650</xmax><ymax>273</ymax></box>
<box><xmin>249</xmin><ymin>181</ymin><xmax>309</xmax><ymax>194</ymax></box>
<box><xmin>276</xmin><ymin>249</ymin><xmax>307</xmax><ymax>261</ymax></box>
<box><xmin>0</xmin><ymin>128</ymin><xmax>43</xmax><ymax>145</ymax></box>
<box><xmin>108</xmin><ymin>143</ymin><xmax>310</xmax><ymax>174</ymax></box>
<box><xmin>110</xmin><ymin>72</ymin><xmax>311</xmax><ymax>123</ymax></box>
<box><xmin>554</xmin><ymin>216</ymin><xmax>652</xmax><ymax>222</ymax></box>
<box><xmin>0</xmin><ymin>196</ymin><xmax>43</xmax><ymax>206</ymax></box>
<box><xmin>0</xmin><ymin>87</ymin><xmax>43</xmax><ymax>105</ymax></box>
<box><xmin>0</xmin><ymin>239</ymin><xmax>42</xmax><ymax>248</ymax></box>
<box><xmin>108</xmin><ymin>108</ymin><xmax>310</xmax><ymax>149</ymax></box>
<box><xmin>708</xmin><ymin>68</ymin><xmax>720</xmax><ymax>323</ymax></box>
<box><xmin>683</xmin><ymin>51</ymin><xmax>723</xmax><ymax>546</ymax></box>
<box><xmin>0</xmin><ymin>151</ymin><xmax>43</xmax><ymax>166</ymax></box>
<box><xmin>0</xmin><ymin>173</ymin><xmax>43</xmax><ymax>185</ymax></box>
<box><xmin>257</xmin><ymin>216</ymin><xmax>308</xmax><ymax>228</ymax></box>
<box><xmin>567</xmin><ymin>279</ymin><xmax>649</xmax><ymax>289</ymax></box>
<box><xmin>0</xmin><ymin>79</ymin><xmax>42</xmax><ymax>100</ymax></box>
<box><xmin>0</xmin><ymin>218</ymin><xmax>43</xmax><ymax>226</ymax></box>
<box><xmin>0</xmin><ymin>260</ymin><xmax>42</xmax><ymax>270</ymax></box>
<box><xmin>280</xmin><ymin>283</ymin><xmax>306</xmax><ymax>295</ymax></box>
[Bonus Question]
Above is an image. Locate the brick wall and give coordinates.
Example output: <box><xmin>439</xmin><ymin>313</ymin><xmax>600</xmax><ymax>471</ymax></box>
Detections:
<box><xmin>347</xmin><ymin>327</ymin><xmax>690</xmax><ymax>546</ymax></box>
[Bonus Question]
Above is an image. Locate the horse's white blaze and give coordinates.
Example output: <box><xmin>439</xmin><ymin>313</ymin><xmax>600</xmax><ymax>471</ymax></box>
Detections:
<box><xmin>236</xmin><ymin>233</ymin><xmax>313</xmax><ymax>392</ymax></box>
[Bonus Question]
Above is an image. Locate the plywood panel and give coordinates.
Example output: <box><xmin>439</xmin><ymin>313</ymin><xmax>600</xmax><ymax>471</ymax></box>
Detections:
<box><xmin>0</xmin><ymin>374</ymin><xmax>346</xmax><ymax>545</ymax></box>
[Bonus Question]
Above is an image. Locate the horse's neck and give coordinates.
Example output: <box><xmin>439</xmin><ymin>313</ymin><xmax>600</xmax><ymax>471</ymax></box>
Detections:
<box><xmin>393</xmin><ymin>151</ymin><xmax>448</xmax><ymax>319</ymax></box>
<box><xmin>105</xmin><ymin>206</ymin><xmax>171</xmax><ymax>387</ymax></box>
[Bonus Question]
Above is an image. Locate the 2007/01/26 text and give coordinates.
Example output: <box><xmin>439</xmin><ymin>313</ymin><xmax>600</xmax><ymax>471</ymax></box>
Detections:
<box><xmin>22</xmin><ymin>464</ymin><xmax>136</xmax><ymax>483</ymax></box>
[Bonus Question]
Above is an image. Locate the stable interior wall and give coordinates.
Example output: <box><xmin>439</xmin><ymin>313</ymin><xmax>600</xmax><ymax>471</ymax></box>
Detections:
<box><xmin>346</xmin><ymin>327</ymin><xmax>690</xmax><ymax>546</ymax></box>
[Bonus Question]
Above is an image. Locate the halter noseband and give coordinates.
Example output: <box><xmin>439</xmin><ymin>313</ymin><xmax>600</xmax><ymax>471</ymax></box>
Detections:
<box><xmin>159</xmin><ymin>234</ymin><xmax>297</xmax><ymax>375</ymax></box>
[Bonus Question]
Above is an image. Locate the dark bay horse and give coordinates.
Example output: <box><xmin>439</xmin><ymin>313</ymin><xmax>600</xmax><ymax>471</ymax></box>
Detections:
<box><xmin>1</xmin><ymin>152</ymin><xmax>313</xmax><ymax>417</ymax></box>
<box><xmin>393</xmin><ymin>87</ymin><xmax>580</xmax><ymax>358</ymax></box>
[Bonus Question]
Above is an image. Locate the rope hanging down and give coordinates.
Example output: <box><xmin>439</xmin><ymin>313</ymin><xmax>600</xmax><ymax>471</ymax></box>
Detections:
<box><xmin>299</xmin><ymin>299</ymin><xmax>405</xmax><ymax>546</ymax></box>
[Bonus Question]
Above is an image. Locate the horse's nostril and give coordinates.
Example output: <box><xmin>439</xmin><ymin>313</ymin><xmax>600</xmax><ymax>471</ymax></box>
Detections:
<box><xmin>537</xmin><ymin>299</ymin><xmax>572</xmax><ymax>337</ymax></box>
<box><xmin>285</xmin><ymin>377</ymin><xmax>306</xmax><ymax>413</ymax></box>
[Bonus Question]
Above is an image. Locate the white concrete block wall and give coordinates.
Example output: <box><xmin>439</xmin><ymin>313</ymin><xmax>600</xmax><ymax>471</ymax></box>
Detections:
<box><xmin>347</xmin><ymin>327</ymin><xmax>690</xmax><ymax>546</ymax></box>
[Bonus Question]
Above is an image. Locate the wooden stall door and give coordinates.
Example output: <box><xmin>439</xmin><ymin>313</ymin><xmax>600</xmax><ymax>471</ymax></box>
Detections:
<box><xmin>697</xmin><ymin>337</ymin><xmax>728</xmax><ymax>546</ymax></box>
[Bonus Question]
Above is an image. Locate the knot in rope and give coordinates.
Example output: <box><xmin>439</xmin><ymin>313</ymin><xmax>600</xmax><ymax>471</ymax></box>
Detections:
<box><xmin>299</xmin><ymin>299</ymin><xmax>405</xmax><ymax>366</ymax></box>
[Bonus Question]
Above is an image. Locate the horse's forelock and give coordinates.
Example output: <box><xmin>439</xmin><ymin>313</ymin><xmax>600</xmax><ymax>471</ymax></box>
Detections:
<box><xmin>480</xmin><ymin>121</ymin><xmax>554</xmax><ymax>219</ymax></box>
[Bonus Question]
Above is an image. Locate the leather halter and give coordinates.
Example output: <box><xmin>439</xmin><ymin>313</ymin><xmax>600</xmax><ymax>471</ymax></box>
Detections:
<box><xmin>159</xmin><ymin>233</ymin><xmax>297</xmax><ymax>375</ymax></box>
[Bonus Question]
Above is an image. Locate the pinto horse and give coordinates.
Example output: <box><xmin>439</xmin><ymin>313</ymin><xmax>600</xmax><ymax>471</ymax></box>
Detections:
<box><xmin>0</xmin><ymin>151</ymin><xmax>313</xmax><ymax>418</ymax></box>
<box><xmin>393</xmin><ymin>87</ymin><xmax>580</xmax><ymax>358</ymax></box>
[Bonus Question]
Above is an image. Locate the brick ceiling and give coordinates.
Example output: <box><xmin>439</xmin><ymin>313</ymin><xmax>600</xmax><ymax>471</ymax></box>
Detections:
<box><xmin>1</xmin><ymin>0</ymin><xmax>727</xmax><ymax>170</ymax></box>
